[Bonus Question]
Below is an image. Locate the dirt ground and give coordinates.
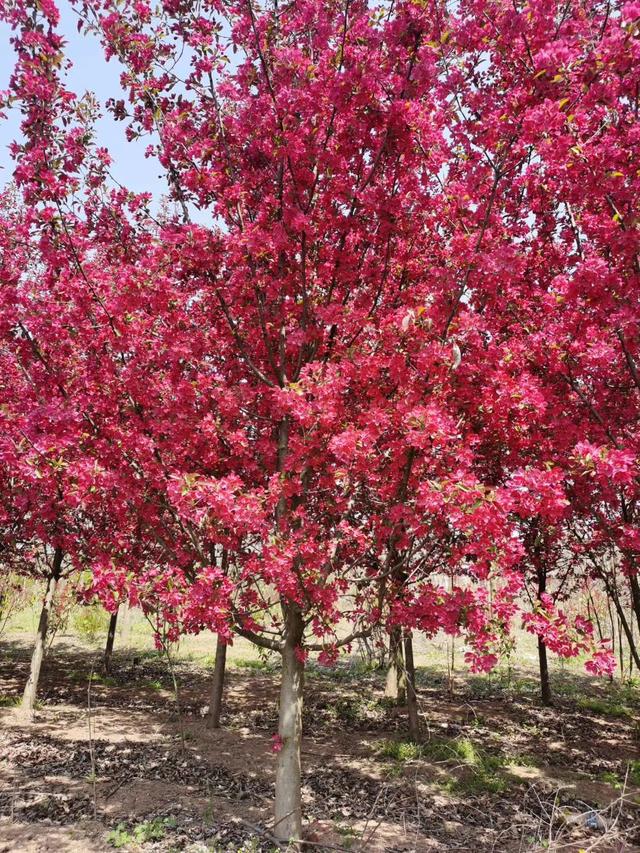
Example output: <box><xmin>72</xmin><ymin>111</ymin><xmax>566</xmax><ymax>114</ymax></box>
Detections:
<box><xmin>1</xmin><ymin>639</ymin><xmax>640</xmax><ymax>852</ymax></box>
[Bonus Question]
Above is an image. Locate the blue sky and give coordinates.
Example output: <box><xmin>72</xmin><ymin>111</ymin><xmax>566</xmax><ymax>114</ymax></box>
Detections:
<box><xmin>0</xmin><ymin>1</ymin><xmax>161</xmax><ymax>195</ymax></box>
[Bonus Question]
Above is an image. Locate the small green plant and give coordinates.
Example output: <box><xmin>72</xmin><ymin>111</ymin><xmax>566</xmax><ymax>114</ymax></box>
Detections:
<box><xmin>142</xmin><ymin>678</ymin><xmax>164</xmax><ymax>691</ymax></box>
<box><xmin>414</xmin><ymin>735</ymin><xmax>510</xmax><ymax>795</ymax></box>
<box><xmin>107</xmin><ymin>816</ymin><xmax>177</xmax><ymax>848</ymax></box>
<box><xmin>0</xmin><ymin>694</ymin><xmax>19</xmax><ymax>708</ymax></box>
<box><xmin>107</xmin><ymin>824</ymin><xmax>134</xmax><ymax>849</ymax></box>
<box><xmin>441</xmin><ymin>771</ymin><xmax>507</xmax><ymax>795</ymax></box>
<box><xmin>452</xmin><ymin>736</ymin><xmax>479</xmax><ymax>764</ymax></box>
<box><xmin>379</xmin><ymin>739</ymin><xmax>423</xmax><ymax>762</ymax></box>
<box><xmin>504</xmin><ymin>752</ymin><xmax>540</xmax><ymax>768</ymax></box>
<box><xmin>90</xmin><ymin>672</ymin><xmax>117</xmax><ymax>687</ymax></box>
<box><xmin>598</xmin><ymin>770</ymin><xmax>622</xmax><ymax>789</ymax></box>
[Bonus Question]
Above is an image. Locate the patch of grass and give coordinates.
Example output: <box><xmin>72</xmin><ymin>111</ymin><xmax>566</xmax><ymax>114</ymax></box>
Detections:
<box><xmin>511</xmin><ymin>677</ymin><xmax>539</xmax><ymax>697</ymax></box>
<box><xmin>598</xmin><ymin>771</ymin><xmax>623</xmax><ymax>789</ymax></box>
<box><xmin>597</xmin><ymin>762</ymin><xmax>640</xmax><ymax>789</ymax></box>
<box><xmin>452</xmin><ymin>736</ymin><xmax>480</xmax><ymax>764</ymax></box>
<box><xmin>467</xmin><ymin>675</ymin><xmax>505</xmax><ymax>700</ymax></box>
<box><xmin>0</xmin><ymin>694</ymin><xmax>19</xmax><ymax>708</ymax></box>
<box><xmin>441</xmin><ymin>771</ymin><xmax>508</xmax><ymax>795</ymax></box>
<box><xmin>421</xmin><ymin>735</ymin><xmax>486</xmax><ymax>765</ymax></box>
<box><xmin>142</xmin><ymin>678</ymin><xmax>164</xmax><ymax>691</ymax></box>
<box><xmin>576</xmin><ymin>696</ymin><xmax>633</xmax><ymax>719</ymax></box>
<box><xmin>402</xmin><ymin>735</ymin><xmax>512</xmax><ymax>796</ymax></box>
<box><xmin>106</xmin><ymin>823</ymin><xmax>134</xmax><ymax>849</ymax></box>
<box><xmin>504</xmin><ymin>752</ymin><xmax>541</xmax><ymax>768</ymax></box>
<box><xmin>318</xmin><ymin>694</ymin><xmax>386</xmax><ymax>727</ymax></box>
<box><xmin>379</xmin><ymin>739</ymin><xmax>423</xmax><ymax>762</ymax></box>
<box><xmin>90</xmin><ymin>672</ymin><xmax>117</xmax><ymax>687</ymax></box>
<box><xmin>107</xmin><ymin>816</ymin><xmax>177</xmax><ymax>848</ymax></box>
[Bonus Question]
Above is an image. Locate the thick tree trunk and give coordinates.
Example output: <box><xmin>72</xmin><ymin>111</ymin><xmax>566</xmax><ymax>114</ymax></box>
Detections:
<box><xmin>385</xmin><ymin>626</ymin><xmax>406</xmax><ymax>704</ymax></box>
<box><xmin>21</xmin><ymin>548</ymin><xmax>63</xmax><ymax>715</ymax></box>
<box><xmin>206</xmin><ymin>634</ymin><xmax>227</xmax><ymax>729</ymax></box>
<box><xmin>404</xmin><ymin>632</ymin><xmax>420</xmax><ymax>740</ymax></box>
<box><xmin>274</xmin><ymin>605</ymin><xmax>304</xmax><ymax>846</ymax></box>
<box><xmin>104</xmin><ymin>608</ymin><xmax>118</xmax><ymax>673</ymax></box>
<box><xmin>537</xmin><ymin>635</ymin><xmax>552</xmax><ymax>706</ymax></box>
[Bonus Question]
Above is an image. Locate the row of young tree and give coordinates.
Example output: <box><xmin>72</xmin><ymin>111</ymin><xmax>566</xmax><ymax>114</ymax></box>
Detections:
<box><xmin>1</xmin><ymin>0</ymin><xmax>639</xmax><ymax>842</ymax></box>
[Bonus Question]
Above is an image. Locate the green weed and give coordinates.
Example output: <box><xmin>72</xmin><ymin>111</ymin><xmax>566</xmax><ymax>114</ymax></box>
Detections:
<box><xmin>107</xmin><ymin>816</ymin><xmax>177</xmax><ymax>848</ymax></box>
<box><xmin>379</xmin><ymin>739</ymin><xmax>423</xmax><ymax>762</ymax></box>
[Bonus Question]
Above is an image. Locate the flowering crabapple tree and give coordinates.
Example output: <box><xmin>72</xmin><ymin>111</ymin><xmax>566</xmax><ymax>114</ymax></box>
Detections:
<box><xmin>1</xmin><ymin>0</ymin><xmax>636</xmax><ymax>842</ymax></box>
<box><xmin>0</xmin><ymin>197</ymin><xmax>83</xmax><ymax>714</ymax></box>
<box><xmin>451</xmin><ymin>0</ymin><xmax>640</xmax><ymax>685</ymax></box>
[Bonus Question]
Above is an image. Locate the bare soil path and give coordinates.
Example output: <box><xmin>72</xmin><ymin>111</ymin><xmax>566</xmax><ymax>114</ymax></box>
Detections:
<box><xmin>1</xmin><ymin>641</ymin><xmax>639</xmax><ymax>852</ymax></box>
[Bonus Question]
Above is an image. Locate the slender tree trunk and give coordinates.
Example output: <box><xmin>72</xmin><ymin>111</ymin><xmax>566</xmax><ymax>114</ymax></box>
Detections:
<box><xmin>206</xmin><ymin>634</ymin><xmax>227</xmax><ymax>729</ymax></box>
<box><xmin>104</xmin><ymin>608</ymin><xmax>118</xmax><ymax>673</ymax></box>
<box><xmin>385</xmin><ymin>626</ymin><xmax>406</xmax><ymax>704</ymax></box>
<box><xmin>404</xmin><ymin>632</ymin><xmax>420</xmax><ymax>740</ymax></box>
<box><xmin>536</xmin><ymin>556</ymin><xmax>552</xmax><ymax>706</ymax></box>
<box><xmin>605</xmin><ymin>592</ymin><xmax>620</xmax><ymax>681</ymax></box>
<box><xmin>21</xmin><ymin>548</ymin><xmax>63</xmax><ymax>715</ymax></box>
<box><xmin>537</xmin><ymin>635</ymin><xmax>552</xmax><ymax>706</ymax></box>
<box><xmin>628</xmin><ymin>574</ymin><xmax>640</xmax><ymax>637</ymax></box>
<box><xmin>617</xmin><ymin>615</ymin><xmax>625</xmax><ymax>680</ymax></box>
<box><xmin>274</xmin><ymin>605</ymin><xmax>304</xmax><ymax>846</ymax></box>
<box><xmin>604</xmin><ymin>579</ymin><xmax>640</xmax><ymax>671</ymax></box>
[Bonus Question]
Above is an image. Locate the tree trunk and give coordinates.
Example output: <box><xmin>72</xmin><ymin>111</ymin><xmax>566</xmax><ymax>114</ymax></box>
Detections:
<box><xmin>104</xmin><ymin>608</ymin><xmax>118</xmax><ymax>673</ymax></box>
<box><xmin>604</xmin><ymin>579</ymin><xmax>640</xmax><ymax>671</ymax></box>
<box><xmin>385</xmin><ymin>626</ymin><xmax>406</xmax><ymax>704</ymax></box>
<box><xmin>535</xmin><ymin>554</ymin><xmax>553</xmax><ymax>706</ymax></box>
<box><xmin>21</xmin><ymin>548</ymin><xmax>63</xmax><ymax>715</ymax></box>
<box><xmin>404</xmin><ymin>632</ymin><xmax>420</xmax><ymax>740</ymax></box>
<box><xmin>206</xmin><ymin>634</ymin><xmax>227</xmax><ymax>729</ymax></box>
<box><xmin>628</xmin><ymin>573</ymin><xmax>640</xmax><ymax>637</ymax></box>
<box><xmin>538</xmin><ymin>635</ymin><xmax>552</xmax><ymax>706</ymax></box>
<box><xmin>274</xmin><ymin>605</ymin><xmax>304</xmax><ymax>846</ymax></box>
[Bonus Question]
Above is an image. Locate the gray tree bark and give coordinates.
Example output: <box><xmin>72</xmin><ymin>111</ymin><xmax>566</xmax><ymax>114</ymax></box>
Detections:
<box><xmin>404</xmin><ymin>632</ymin><xmax>420</xmax><ymax>740</ymax></box>
<box><xmin>385</xmin><ymin>626</ymin><xmax>406</xmax><ymax>703</ymax></box>
<box><xmin>21</xmin><ymin>548</ymin><xmax>63</xmax><ymax>716</ymax></box>
<box><xmin>206</xmin><ymin>634</ymin><xmax>227</xmax><ymax>729</ymax></box>
<box><xmin>274</xmin><ymin>605</ymin><xmax>305</xmax><ymax>846</ymax></box>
